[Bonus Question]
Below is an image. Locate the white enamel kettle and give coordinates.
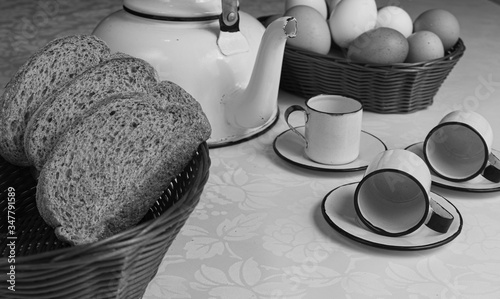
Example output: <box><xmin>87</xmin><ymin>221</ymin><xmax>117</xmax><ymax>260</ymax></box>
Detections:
<box><xmin>92</xmin><ymin>0</ymin><xmax>297</xmax><ymax>147</ymax></box>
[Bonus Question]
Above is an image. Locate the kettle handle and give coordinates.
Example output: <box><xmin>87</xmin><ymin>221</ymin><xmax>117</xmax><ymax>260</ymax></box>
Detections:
<box><xmin>220</xmin><ymin>0</ymin><xmax>240</xmax><ymax>32</ymax></box>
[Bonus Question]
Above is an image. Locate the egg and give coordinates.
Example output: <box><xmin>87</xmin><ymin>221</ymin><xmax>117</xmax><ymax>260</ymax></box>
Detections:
<box><xmin>405</xmin><ymin>31</ymin><xmax>444</xmax><ymax>63</ymax></box>
<box><xmin>285</xmin><ymin>0</ymin><xmax>328</xmax><ymax>19</ymax></box>
<box><xmin>327</xmin><ymin>0</ymin><xmax>342</xmax><ymax>16</ymax></box>
<box><xmin>376</xmin><ymin>6</ymin><xmax>413</xmax><ymax>38</ymax></box>
<box><xmin>329</xmin><ymin>0</ymin><xmax>378</xmax><ymax>48</ymax></box>
<box><xmin>262</xmin><ymin>14</ymin><xmax>283</xmax><ymax>27</ymax></box>
<box><xmin>413</xmin><ymin>9</ymin><xmax>460</xmax><ymax>51</ymax></box>
<box><xmin>285</xmin><ymin>5</ymin><xmax>332</xmax><ymax>55</ymax></box>
<box><xmin>347</xmin><ymin>27</ymin><xmax>409</xmax><ymax>64</ymax></box>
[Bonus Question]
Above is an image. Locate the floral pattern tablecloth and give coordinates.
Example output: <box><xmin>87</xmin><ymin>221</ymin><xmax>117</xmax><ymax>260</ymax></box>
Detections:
<box><xmin>2</xmin><ymin>0</ymin><xmax>500</xmax><ymax>298</ymax></box>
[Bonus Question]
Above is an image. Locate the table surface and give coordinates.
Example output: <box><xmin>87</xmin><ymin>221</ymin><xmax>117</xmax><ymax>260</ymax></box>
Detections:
<box><xmin>2</xmin><ymin>0</ymin><xmax>500</xmax><ymax>298</ymax></box>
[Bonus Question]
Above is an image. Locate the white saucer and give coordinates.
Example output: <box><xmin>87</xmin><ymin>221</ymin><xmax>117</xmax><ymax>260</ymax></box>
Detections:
<box><xmin>406</xmin><ymin>142</ymin><xmax>500</xmax><ymax>192</ymax></box>
<box><xmin>273</xmin><ymin>127</ymin><xmax>387</xmax><ymax>171</ymax></box>
<box><xmin>321</xmin><ymin>182</ymin><xmax>463</xmax><ymax>250</ymax></box>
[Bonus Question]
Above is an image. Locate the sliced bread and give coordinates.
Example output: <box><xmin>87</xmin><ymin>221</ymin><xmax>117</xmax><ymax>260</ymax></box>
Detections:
<box><xmin>24</xmin><ymin>56</ymin><xmax>160</xmax><ymax>171</ymax></box>
<box><xmin>0</xmin><ymin>35</ymin><xmax>111</xmax><ymax>166</ymax></box>
<box><xmin>36</xmin><ymin>93</ymin><xmax>211</xmax><ymax>245</ymax></box>
<box><xmin>148</xmin><ymin>80</ymin><xmax>205</xmax><ymax>109</ymax></box>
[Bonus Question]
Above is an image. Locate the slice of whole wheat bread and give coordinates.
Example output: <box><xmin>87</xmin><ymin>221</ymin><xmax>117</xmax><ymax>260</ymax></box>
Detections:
<box><xmin>24</xmin><ymin>56</ymin><xmax>159</xmax><ymax>171</ymax></box>
<box><xmin>148</xmin><ymin>80</ymin><xmax>204</xmax><ymax>109</ymax></box>
<box><xmin>36</xmin><ymin>93</ymin><xmax>211</xmax><ymax>245</ymax></box>
<box><xmin>0</xmin><ymin>35</ymin><xmax>111</xmax><ymax>166</ymax></box>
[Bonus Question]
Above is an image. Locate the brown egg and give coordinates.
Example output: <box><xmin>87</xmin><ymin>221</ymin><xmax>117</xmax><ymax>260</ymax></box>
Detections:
<box><xmin>413</xmin><ymin>9</ymin><xmax>460</xmax><ymax>51</ymax></box>
<box><xmin>262</xmin><ymin>14</ymin><xmax>283</xmax><ymax>27</ymax></box>
<box><xmin>347</xmin><ymin>27</ymin><xmax>409</xmax><ymax>64</ymax></box>
<box><xmin>406</xmin><ymin>31</ymin><xmax>444</xmax><ymax>63</ymax></box>
<box><xmin>285</xmin><ymin>5</ymin><xmax>332</xmax><ymax>55</ymax></box>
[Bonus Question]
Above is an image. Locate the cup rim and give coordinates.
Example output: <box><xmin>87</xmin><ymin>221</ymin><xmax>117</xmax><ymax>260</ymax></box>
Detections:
<box><xmin>354</xmin><ymin>169</ymin><xmax>430</xmax><ymax>237</ymax></box>
<box><xmin>423</xmin><ymin>121</ymin><xmax>489</xmax><ymax>182</ymax></box>
<box><xmin>306</xmin><ymin>94</ymin><xmax>363</xmax><ymax>115</ymax></box>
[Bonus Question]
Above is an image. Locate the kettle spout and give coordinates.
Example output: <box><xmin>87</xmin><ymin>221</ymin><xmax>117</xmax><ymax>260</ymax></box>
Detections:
<box><xmin>227</xmin><ymin>16</ymin><xmax>297</xmax><ymax>129</ymax></box>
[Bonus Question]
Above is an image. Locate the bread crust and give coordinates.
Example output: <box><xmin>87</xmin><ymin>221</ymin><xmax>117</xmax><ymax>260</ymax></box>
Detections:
<box><xmin>0</xmin><ymin>35</ymin><xmax>111</xmax><ymax>166</ymax></box>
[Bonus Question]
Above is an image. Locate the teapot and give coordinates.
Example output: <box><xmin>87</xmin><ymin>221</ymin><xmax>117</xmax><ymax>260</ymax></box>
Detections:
<box><xmin>92</xmin><ymin>0</ymin><xmax>297</xmax><ymax>147</ymax></box>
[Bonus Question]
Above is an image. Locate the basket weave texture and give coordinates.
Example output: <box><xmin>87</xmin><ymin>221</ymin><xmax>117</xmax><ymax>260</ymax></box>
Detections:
<box><xmin>0</xmin><ymin>142</ymin><xmax>210</xmax><ymax>299</ymax></box>
<box><xmin>280</xmin><ymin>39</ymin><xmax>466</xmax><ymax>113</ymax></box>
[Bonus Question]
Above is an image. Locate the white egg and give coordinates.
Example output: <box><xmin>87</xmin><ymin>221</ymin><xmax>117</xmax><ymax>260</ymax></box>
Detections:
<box><xmin>376</xmin><ymin>6</ymin><xmax>413</xmax><ymax>38</ymax></box>
<box><xmin>329</xmin><ymin>0</ymin><xmax>378</xmax><ymax>48</ymax></box>
<box><xmin>285</xmin><ymin>0</ymin><xmax>328</xmax><ymax>19</ymax></box>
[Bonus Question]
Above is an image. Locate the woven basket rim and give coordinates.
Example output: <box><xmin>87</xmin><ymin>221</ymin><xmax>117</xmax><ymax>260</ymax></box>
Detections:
<box><xmin>0</xmin><ymin>142</ymin><xmax>210</xmax><ymax>264</ymax></box>
<box><xmin>285</xmin><ymin>38</ymin><xmax>466</xmax><ymax>71</ymax></box>
<box><xmin>279</xmin><ymin>35</ymin><xmax>465</xmax><ymax>113</ymax></box>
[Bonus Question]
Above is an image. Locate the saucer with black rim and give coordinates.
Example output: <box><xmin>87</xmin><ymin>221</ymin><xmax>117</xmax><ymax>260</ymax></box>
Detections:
<box><xmin>321</xmin><ymin>182</ymin><xmax>463</xmax><ymax>251</ymax></box>
<box><xmin>406</xmin><ymin>142</ymin><xmax>500</xmax><ymax>192</ymax></box>
<box><xmin>273</xmin><ymin>126</ymin><xmax>387</xmax><ymax>172</ymax></box>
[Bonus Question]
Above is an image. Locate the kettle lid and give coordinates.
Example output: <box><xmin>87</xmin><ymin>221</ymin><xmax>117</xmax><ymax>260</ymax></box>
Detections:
<box><xmin>123</xmin><ymin>0</ymin><xmax>238</xmax><ymax>19</ymax></box>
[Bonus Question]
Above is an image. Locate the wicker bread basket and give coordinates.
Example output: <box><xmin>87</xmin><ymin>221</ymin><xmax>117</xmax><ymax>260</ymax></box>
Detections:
<box><xmin>279</xmin><ymin>39</ymin><xmax>465</xmax><ymax>113</ymax></box>
<box><xmin>0</xmin><ymin>142</ymin><xmax>210</xmax><ymax>299</ymax></box>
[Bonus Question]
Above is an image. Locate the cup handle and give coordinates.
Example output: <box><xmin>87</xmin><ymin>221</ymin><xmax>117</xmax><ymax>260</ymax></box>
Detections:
<box><xmin>284</xmin><ymin>105</ymin><xmax>307</xmax><ymax>144</ymax></box>
<box><xmin>425</xmin><ymin>198</ymin><xmax>454</xmax><ymax>234</ymax></box>
<box><xmin>483</xmin><ymin>153</ymin><xmax>500</xmax><ymax>183</ymax></box>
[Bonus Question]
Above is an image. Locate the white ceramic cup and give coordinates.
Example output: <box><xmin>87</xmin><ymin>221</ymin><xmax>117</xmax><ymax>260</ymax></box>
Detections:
<box><xmin>423</xmin><ymin>110</ymin><xmax>500</xmax><ymax>182</ymax></box>
<box><xmin>284</xmin><ymin>95</ymin><xmax>363</xmax><ymax>165</ymax></box>
<box><xmin>354</xmin><ymin>149</ymin><xmax>454</xmax><ymax>237</ymax></box>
